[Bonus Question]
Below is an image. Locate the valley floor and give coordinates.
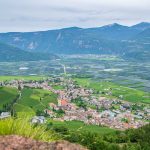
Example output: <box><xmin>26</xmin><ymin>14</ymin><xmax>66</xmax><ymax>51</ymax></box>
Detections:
<box><xmin>0</xmin><ymin>75</ymin><xmax>150</xmax><ymax>150</ymax></box>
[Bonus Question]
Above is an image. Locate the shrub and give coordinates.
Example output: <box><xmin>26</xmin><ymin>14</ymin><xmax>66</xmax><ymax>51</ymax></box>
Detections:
<box><xmin>0</xmin><ymin>117</ymin><xmax>60</xmax><ymax>142</ymax></box>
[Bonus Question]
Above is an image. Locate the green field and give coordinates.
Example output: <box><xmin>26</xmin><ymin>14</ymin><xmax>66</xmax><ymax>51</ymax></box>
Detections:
<box><xmin>15</xmin><ymin>88</ymin><xmax>58</xmax><ymax>114</ymax></box>
<box><xmin>48</xmin><ymin>120</ymin><xmax>115</xmax><ymax>135</ymax></box>
<box><xmin>13</xmin><ymin>103</ymin><xmax>36</xmax><ymax>117</ymax></box>
<box><xmin>80</xmin><ymin>57</ymin><xmax>122</xmax><ymax>61</ymax></box>
<box><xmin>0</xmin><ymin>85</ymin><xmax>58</xmax><ymax>116</ymax></box>
<box><xmin>0</xmin><ymin>87</ymin><xmax>18</xmax><ymax>110</ymax></box>
<box><xmin>0</xmin><ymin>76</ymin><xmax>46</xmax><ymax>81</ymax></box>
<box><xmin>74</xmin><ymin>78</ymin><xmax>150</xmax><ymax>104</ymax></box>
<box><xmin>52</xmin><ymin>85</ymin><xmax>65</xmax><ymax>90</ymax></box>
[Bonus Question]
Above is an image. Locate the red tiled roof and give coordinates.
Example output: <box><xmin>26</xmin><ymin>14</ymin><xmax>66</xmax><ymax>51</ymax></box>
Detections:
<box><xmin>61</xmin><ymin>99</ymin><xmax>68</xmax><ymax>106</ymax></box>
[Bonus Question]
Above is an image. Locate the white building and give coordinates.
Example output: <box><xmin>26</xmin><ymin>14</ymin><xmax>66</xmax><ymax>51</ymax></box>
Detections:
<box><xmin>31</xmin><ymin>116</ymin><xmax>46</xmax><ymax>124</ymax></box>
<box><xmin>0</xmin><ymin>112</ymin><xmax>11</xmax><ymax>119</ymax></box>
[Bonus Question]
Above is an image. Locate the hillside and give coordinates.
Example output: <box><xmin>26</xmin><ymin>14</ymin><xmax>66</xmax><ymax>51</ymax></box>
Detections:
<box><xmin>0</xmin><ymin>22</ymin><xmax>149</xmax><ymax>61</ymax></box>
<box><xmin>0</xmin><ymin>42</ymin><xmax>58</xmax><ymax>62</ymax></box>
<box><xmin>0</xmin><ymin>87</ymin><xmax>18</xmax><ymax>112</ymax></box>
<box><xmin>0</xmin><ymin>118</ymin><xmax>149</xmax><ymax>150</ymax></box>
<box><xmin>122</xmin><ymin>28</ymin><xmax>150</xmax><ymax>61</ymax></box>
<box><xmin>131</xmin><ymin>22</ymin><xmax>150</xmax><ymax>30</ymax></box>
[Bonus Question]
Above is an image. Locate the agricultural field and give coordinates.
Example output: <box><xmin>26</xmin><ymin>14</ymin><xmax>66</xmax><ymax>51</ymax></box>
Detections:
<box><xmin>52</xmin><ymin>85</ymin><xmax>65</xmax><ymax>90</ymax></box>
<box><xmin>14</xmin><ymin>88</ymin><xmax>58</xmax><ymax>115</ymax></box>
<box><xmin>47</xmin><ymin>120</ymin><xmax>115</xmax><ymax>135</ymax></box>
<box><xmin>13</xmin><ymin>103</ymin><xmax>36</xmax><ymax>117</ymax></box>
<box><xmin>0</xmin><ymin>76</ymin><xmax>45</xmax><ymax>81</ymax></box>
<box><xmin>74</xmin><ymin>78</ymin><xmax>150</xmax><ymax>104</ymax></box>
<box><xmin>0</xmin><ymin>55</ymin><xmax>150</xmax><ymax>92</ymax></box>
<box><xmin>0</xmin><ymin>87</ymin><xmax>19</xmax><ymax>110</ymax></box>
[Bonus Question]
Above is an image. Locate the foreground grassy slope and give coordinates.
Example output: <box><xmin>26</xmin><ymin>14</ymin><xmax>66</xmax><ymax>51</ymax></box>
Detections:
<box><xmin>0</xmin><ymin>118</ymin><xmax>149</xmax><ymax>150</ymax></box>
<box><xmin>74</xmin><ymin>78</ymin><xmax>150</xmax><ymax>103</ymax></box>
<box><xmin>0</xmin><ymin>118</ymin><xmax>60</xmax><ymax>142</ymax></box>
<box><xmin>0</xmin><ymin>87</ymin><xmax>18</xmax><ymax>110</ymax></box>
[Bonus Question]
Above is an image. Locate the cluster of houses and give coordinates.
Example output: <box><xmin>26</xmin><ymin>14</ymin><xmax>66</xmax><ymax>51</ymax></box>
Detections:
<box><xmin>53</xmin><ymin>103</ymin><xmax>148</xmax><ymax>130</ymax></box>
<box><xmin>41</xmin><ymin>77</ymin><xmax>149</xmax><ymax>130</ymax></box>
<box><xmin>0</xmin><ymin>77</ymin><xmax>149</xmax><ymax>130</ymax></box>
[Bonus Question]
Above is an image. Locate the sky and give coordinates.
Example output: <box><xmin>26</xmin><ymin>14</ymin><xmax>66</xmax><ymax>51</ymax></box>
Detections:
<box><xmin>0</xmin><ymin>0</ymin><xmax>150</xmax><ymax>32</ymax></box>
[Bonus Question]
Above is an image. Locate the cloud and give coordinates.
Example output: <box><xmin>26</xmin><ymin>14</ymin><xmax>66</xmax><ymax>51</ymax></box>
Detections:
<box><xmin>0</xmin><ymin>0</ymin><xmax>150</xmax><ymax>32</ymax></box>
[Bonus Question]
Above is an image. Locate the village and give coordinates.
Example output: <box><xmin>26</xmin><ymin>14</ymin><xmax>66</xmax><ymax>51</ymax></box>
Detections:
<box><xmin>0</xmin><ymin>77</ymin><xmax>149</xmax><ymax>130</ymax></box>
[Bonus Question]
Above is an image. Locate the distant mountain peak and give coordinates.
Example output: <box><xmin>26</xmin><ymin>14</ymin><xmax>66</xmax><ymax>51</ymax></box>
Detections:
<box><xmin>131</xmin><ymin>22</ymin><xmax>150</xmax><ymax>30</ymax></box>
<box><xmin>109</xmin><ymin>23</ymin><xmax>121</xmax><ymax>26</ymax></box>
<box><xmin>101</xmin><ymin>23</ymin><xmax>128</xmax><ymax>29</ymax></box>
<box><xmin>60</xmin><ymin>26</ymin><xmax>82</xmax><ymax>31</ymax></box>
<box><xmin>136</xmin><ymin>22</ymin><xmax>150</xmax><ymax>25</ymax></box>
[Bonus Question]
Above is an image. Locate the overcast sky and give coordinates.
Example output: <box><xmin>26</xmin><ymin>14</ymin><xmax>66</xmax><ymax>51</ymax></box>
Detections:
<box><xmin>0</xmin><ymin>0</ymin><xmax>149</xmax><ymax>32</ymax></box>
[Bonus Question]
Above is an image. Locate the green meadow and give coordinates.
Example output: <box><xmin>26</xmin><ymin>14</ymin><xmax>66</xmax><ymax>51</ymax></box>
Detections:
<box><xmin>52</xmin><ymin>85</ymin><xmax>65</xmax><ymax>90</ymax></box>
<box><xmin>0</xmin><ymin>86</ymin><xmax>18</xmax><ymax>110</ymax></box>
<box><xmin>74</xmin><ymin>78</ymin><xmax>150</xmax><ymax>104</ymax></box>
<box><xmin>15</xmin><ymin>88</ymin><xmax>58</xmax><ymax>115</ymax></box>
<box><xmin>0</xmin><ymin>85</ymin><xmax>58</xmax><ymax>116</ymax></box>
<box><xmin>47</xmin><ymin>120</ymin><xmax>115</xmax><ymax>135</ymax></box>
<box><xmin>0</xmin><ymin>76</ymin><xmax>45</xmax><ymax>81</ymax></box>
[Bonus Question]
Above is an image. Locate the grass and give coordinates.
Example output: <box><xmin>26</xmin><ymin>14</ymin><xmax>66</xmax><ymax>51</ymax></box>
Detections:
<box><xmin>0</xmin><ymin>117</ymin><xmax>60</xmax><ymax>142</ymax></box>
<box><xmin>74</xmin><ymin>78</ymin><xmax>150</xmax><ymax>104</ymax></box>
<box><xmin>15</xmin><ymin>88</ymin><xmax>58</xmax><ymax>114</ymax></box>
<box><xmin>0</xmin><ymin>85</ymin><xmax>58</xmax><ymax>116</ymax></box>
<box><xmin>0</xmin><ymin>87</ymin><xmax>19</xmax><ymax>110</ymax></box>
<box><xmin>52</xmin><ymin>85</ymin><xmax>65</xmax><ymax>90</ymax></box>
<box><xmin>0</xmin><ymin>76</ymin><xmax>46</xmax><ymax>81</ymax></box>
<box><xmin>48</xmin><ymin>120</ymin><xmax>115</xmax><ymax>135</ymax></box>
<box><xmin>76</xmin><ymin>55</ymin><xmax>122</xmax><ymax>61</ymax></box>
<box><xmin>13</xmin><ymin>103</ymin><xmax>36</xmax><ymax>117</ymax></box>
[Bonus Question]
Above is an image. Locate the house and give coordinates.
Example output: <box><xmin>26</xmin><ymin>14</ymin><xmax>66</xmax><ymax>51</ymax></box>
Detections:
<box><xmin>0</xmin><ymin>112</ymin><xmax>11</xmax><ymax>119</ymax></box>
<box><xmin>122</xmin><ymin>103</ymin><xmax>131</xmax><ymax>109</ymax></box>
<box><xmin>45</xmin><ymin>109</ymin><xmax>55</xmax><ymax>117</ymax></box>
<box><xmin>49</xmin><ymin>103</ymin><xmax>58</xmax><ymax>110</ymax></box>
<box><xmin>58</xmin><ymin>99</ymin><xmax>68</xmax><ymax>107</ymax></box>
<box><xmin>31</xmin><ymin>116</ymin><xmax>46</xmax><ymax>124</ymax></box>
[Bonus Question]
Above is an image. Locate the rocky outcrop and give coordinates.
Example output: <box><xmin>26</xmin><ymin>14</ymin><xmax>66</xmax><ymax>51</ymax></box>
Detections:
<box><xmin>0</xmin><ymin>135</ymin><xmax>87</xmax><ymax>150</ymax></box>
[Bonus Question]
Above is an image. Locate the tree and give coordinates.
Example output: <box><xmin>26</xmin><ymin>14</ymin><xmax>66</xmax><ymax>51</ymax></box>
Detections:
<box><xmin>53</xmin><ymin>126</ymin><xmax>68</xmax><ymax>135</ymax></box>
<box><xmin>36</xmin><ymin>110</ymin><xmax>44</xmax><ymax>116</ymax></box>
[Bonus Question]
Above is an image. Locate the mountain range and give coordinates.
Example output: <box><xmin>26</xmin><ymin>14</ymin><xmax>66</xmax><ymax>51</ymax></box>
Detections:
<box><xmin>0</xmin><ymin>22</ymin><xmax>149</xmax><ymax>61</ymax></box>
